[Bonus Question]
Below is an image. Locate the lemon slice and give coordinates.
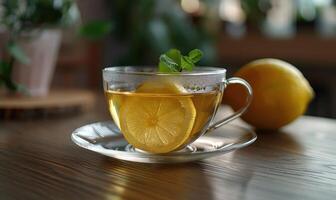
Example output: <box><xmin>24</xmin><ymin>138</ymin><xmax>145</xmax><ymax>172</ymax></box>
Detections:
<box><xmin>135</xmin><ymin>80</ymin><xmax>186</xmax><ymax>94</ymax></box>
<box><xmin>106</xmin><ymin>93</ymin><xmax>123</xmax><ymax>129</ymax></box>
<box><xmin>119</xmin><ymin>81</ymin><xmax>196</xmax><ymax>153</ymax></box>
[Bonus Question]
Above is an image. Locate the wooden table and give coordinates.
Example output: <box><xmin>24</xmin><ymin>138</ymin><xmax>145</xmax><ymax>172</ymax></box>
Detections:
<box><xmin>1</xmin><ymin>105</ymin><xmax>336</xmax><ymax>200</ymax></box>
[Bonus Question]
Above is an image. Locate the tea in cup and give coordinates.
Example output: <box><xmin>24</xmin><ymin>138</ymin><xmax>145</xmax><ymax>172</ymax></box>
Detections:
<box><xmin>103</xmin><ymin>67</ymin><xmax>252</xmax><ymax>153</ymax></box>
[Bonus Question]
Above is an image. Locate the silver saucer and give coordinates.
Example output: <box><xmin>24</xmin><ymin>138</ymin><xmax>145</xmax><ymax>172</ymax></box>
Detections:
<box><xmin>71</xmin><ymin>121</ymin><xmax>257</xmax><ymax>163</ymax></box>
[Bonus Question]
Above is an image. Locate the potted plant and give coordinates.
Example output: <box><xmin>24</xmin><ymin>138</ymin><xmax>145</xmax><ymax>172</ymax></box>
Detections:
<box><xmin>0</xmin><ymin>0</ymin><xmax>79</xmax><ymax>96</ymax></box>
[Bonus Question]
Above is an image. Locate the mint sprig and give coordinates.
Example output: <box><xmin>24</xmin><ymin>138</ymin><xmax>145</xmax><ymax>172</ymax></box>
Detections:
<box><xmin>159</xmin><ymin>49</ymin><xmax>203</xmax><ymax>72</ymax></box>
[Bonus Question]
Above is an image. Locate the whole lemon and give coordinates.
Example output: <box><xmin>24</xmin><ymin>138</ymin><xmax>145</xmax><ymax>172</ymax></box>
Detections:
<box><xmin>224</xmin><ymin>58</ymin><xmax>314</xmax><ymax>129</ymax></box>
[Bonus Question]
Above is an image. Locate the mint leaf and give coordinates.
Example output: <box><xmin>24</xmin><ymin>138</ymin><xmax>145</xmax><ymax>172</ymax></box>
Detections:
<box><xmin>159</xmin><ymin>55</ymin><xmax>180</xmax><ymax>72</ymax></box>
<box><xmin>181</xmin><ymin>56</ymin><xmax>194</xmax><ymax>71</ymax></box>
<box><xmin>165</xmin><ymin>49</ymin><xmax>181</xmax><ymax>66</ymax></box>
<box><xmin>188</xmin><ymin>49</ymin><xmax>203</xmax><ymax>63</ymax></box>
<box><xmin>6</xmin><ymin>42</ymin><xmax>30</xmax><ymax>64</ymax></box>
<box><xmin>158</xmin><ymin>48</ymin><xmax>203</xmax><ymax>72</ymax></box>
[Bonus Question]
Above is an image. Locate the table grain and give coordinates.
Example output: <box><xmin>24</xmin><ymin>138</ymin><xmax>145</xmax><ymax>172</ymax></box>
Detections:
<box><xmin>1</xmin><ymin>105</ymin><xmax>336</xmax><ymax>200</ymax></box>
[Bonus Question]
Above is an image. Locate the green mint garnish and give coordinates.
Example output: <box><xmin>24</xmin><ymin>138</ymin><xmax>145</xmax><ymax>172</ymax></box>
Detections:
<box><xmin>158</xmin><ymin>48</ymin><xmax>203</xmax><ymax>72</ymax></box>
<box><xmin>188</xmin><ymin>49</ymin><xmax>203</xmax><ymax>63</ymax></box>
<box><xmin>159</xmin><ymin>55</ymin><xmax>180</xmax><ymax>72</ymax></box>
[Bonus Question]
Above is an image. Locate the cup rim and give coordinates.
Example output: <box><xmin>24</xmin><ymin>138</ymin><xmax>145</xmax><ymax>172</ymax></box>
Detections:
<box><xmin>103</xmin><ymin>66</ymin><xmax>226</xmax><ymax>76</ymax></box>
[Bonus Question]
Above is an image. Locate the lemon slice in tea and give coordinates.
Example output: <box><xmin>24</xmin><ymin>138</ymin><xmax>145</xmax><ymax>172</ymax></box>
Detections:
<box><xmin>119</xmin><ymin>81</ymin><xmax>196</xmax><ymax>153</ymax></box>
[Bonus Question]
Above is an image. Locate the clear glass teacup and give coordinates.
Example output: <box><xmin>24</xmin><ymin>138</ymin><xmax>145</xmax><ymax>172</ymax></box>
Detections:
<box><xmin>103</xmin><ymin>67</ymin><xmax>252</xmax><ymax>153</ymax></box>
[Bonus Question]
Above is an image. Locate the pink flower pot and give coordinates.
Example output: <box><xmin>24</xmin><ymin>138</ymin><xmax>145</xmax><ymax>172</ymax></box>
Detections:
<box><xmin>13</xmin><ymin>29</ymin><xmax>62</xmax><ymax>96</ymax></box>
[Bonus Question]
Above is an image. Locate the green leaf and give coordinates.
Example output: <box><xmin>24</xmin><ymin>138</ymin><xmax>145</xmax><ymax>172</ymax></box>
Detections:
<box><xmin>181</xmin><ymin>56</ymin><xmax>194</xmax><ymax>71</ymax></box>
<box><xmin>15</xmin><ymin>84</ymin><xmax>28</xmax><ymax>94</ymax></box>
<box><xmin>188</xmin><ymin>49</ymin><xmax>203</xmax><ymax>63</ymax></box>
<box><xmin>6</xmin><ymin>42</ymin><xmax>30</xmax><ymax>64</ymax></box>
<box><xmin>158</xmin><ymin>62</ymin><xmax>171</xmax><ymax>73</ymax></box>
<box><xmin>0</xmin><ymin>61</ymin><xmax>6</xmax><ymax>86</ymax></box>
<box><xmin>79</xmin><ymin>20</ymin><xmax>113</xmax><ymax>40</ymax></box>
<box><xmin>159</xmin><ymin>55</ymin><xmax>180</xmax><ymax>72</ymax></box>
<box><xmin>4</xmin><ymin>78</ymin><xmax>18</xmax><ymax>91</ymax></box>
<box><xmin>0</xmin><ymin>60</ymin><xmax>17</xmax><ymax>91</ymax></box>
<box><xmin>158</xmin><ymin>48</ymin><xmax>203</xmax><ymax>72</ymax></box>
<box><xmin>165</xmin><ymin>49</ymin><xmax>181</xmax><ymax>66</ymax></box>
<box><xmin>0</xmin><ymin>60</ymin><xmax>10</xmax><ymax>75</ymax></box>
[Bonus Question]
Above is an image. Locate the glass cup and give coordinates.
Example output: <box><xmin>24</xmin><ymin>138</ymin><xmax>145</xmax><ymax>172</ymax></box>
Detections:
<box><xmin>103</xmin><ymin>66</ymin><xmax>252</xmax><ymax>153</ymax></box>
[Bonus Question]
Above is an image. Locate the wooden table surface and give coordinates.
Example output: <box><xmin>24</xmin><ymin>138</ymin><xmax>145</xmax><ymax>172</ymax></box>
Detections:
<box><xmin>1</xmin><ymin>104</ymin><xmax>336</xmax><ymax>200</ymax></box>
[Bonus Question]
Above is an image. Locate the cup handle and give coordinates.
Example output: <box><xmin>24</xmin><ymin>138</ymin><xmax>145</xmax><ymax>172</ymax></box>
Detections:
<box><xmin>206</xmin><ymin>77</ymin><xmax>253</xmax><ymax>132</ymax></box>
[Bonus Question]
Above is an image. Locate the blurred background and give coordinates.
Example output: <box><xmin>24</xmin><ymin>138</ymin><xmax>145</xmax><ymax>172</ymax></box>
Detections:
<box><xmin>1</xmin><ymin>0</ymin><xmax>336</xmax><ymax>119</ymax></box>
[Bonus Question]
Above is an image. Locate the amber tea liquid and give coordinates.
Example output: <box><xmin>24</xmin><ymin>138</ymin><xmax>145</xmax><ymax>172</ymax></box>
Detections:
<box><xmin>105</xmin><ymin>88</ymin><xmax>223</xmax><ymax>145</ymax></box>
